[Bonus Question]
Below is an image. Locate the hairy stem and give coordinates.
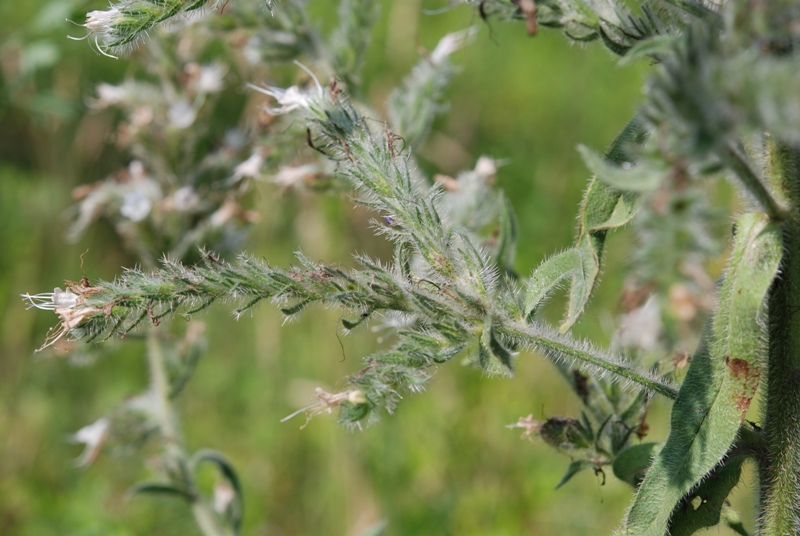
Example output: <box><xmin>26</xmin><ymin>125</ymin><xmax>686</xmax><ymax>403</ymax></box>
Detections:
<box><xmin>501</xmin><ymin>321</ymin><xmax>678</xmax><ymax>400</ymax></box>
<box><xmin>717</xmin><ymin>140</ymin><xmax>787</xmax><ymax>221</ymax></box>
<box><xmin>760</xmin><ymin>143</ymin><xmax>800</xmax><ymax>534</ymax></box>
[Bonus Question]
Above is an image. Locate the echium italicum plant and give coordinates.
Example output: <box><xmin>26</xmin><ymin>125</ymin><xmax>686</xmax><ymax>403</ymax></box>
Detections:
<box><xmin>21</xmin><ymin>0</ymin><xmax>800</xmax><ymax>534</ymax></box>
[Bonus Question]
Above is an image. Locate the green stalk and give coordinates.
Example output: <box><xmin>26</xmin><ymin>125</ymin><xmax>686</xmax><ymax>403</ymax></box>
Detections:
<box><xmin>759</xmin><ymin>143</ymin><xmax>800</xmax><ymax>534</ymax></box>
<box><xmin>501</xmin><ymin>321</ymin><xmax>679</xmax><ymax>400</ymax></box>
<box><xmin>717</xmin><ymin>140</ymin><xmax>787</xmax><ymax>221</ymax></box>
<box><xmin>147</xmin><ymin>332</ymin><xmax>231</xmax><ymax>536</ymax></box>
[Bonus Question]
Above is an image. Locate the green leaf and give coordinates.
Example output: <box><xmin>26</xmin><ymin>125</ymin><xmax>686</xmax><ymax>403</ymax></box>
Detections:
<box><xmin>668</xmin><ymin>456</ymin><xmax>747</xmax><ymax>536</ymax></box>
<box><xmin>620</xmin><ymin>213</ymin><xmax>782</xmax><ymax>536</ymax></box>
<box><xmin>128</xmin><ymin>481</ymin><xmax>194</xmax><ymax>502</ymax></box>
<box><xmin>560</xmin><ymin>116</ymin><xmax>649</xmax><ymax>331</ymax></box>
<box><xmin>524</xmin><ymin>248</ymin><xmax>587</xmax><ymax>319</ymax></box>
<box><xmin>191</xmin><ymin>450</ymin><xmax>244</xmax><ymax>533</ymax></box>
<box><xmin>555</xmin><ymin>459</ymin><xmax>596</xmax><ymax>489</ymax></box>
<box><xmin>612</xmin><ymin>442</ymin><xmax>661</xmax><ymax>488</ymax></box>
<box><xmin>577</xmin><ymin>145</ymin><xmax>663</xmax><ymax>192</ymax></box>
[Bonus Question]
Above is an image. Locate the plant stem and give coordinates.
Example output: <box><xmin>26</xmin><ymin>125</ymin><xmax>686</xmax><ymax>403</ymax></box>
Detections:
<box><xmin>718</xmin><ymin>140</ymin><xmax>787</xmax><ymax>221</ymax></box>
<box><xmin>147</xmin><ymin>332</ymin><xmax>231</xmax><ymax>536</ymax></box>
<box><xmin>759</xmin><ymin>143</ymin><xmax>800</xmax><ymax>534</ymax></box>
<box><xmin>501</xmin><ymin>321</ymin><xmax>678</xmax><ymax>400</ymax></box>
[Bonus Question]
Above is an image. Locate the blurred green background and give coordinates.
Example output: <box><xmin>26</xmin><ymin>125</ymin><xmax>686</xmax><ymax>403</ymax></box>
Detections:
<box><xmin>0</xmin><ymin>1</ymin><xmax>744</xmax><ymax>535</ymax></box>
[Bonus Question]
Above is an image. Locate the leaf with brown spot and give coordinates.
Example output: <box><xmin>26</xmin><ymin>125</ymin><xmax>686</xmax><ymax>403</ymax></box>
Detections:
<box><xmin>621</xmin><ymin>213</ymin><xmax>782</xmax><ymax>535</ymax></box>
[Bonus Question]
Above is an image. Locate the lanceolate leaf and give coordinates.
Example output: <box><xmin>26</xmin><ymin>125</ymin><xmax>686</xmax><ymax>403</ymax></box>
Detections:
<box><xmin>524</xmin><ymin>248</ymin><xmax>588</xmax><ymax>319</ymax></box>
<box><xmin>555</xmin><ymin>459</ymin><xmax>596</xmax><ymax>489</ymax></box>
<box><xmin>620</xmin><ymin>213</ymin><xmax>782</xmax><ymax>536</ymax></box>
<box><xmin>562</xmin><ymin>116</ymin><xmax>649</xmax><ymax>331</ymax></box>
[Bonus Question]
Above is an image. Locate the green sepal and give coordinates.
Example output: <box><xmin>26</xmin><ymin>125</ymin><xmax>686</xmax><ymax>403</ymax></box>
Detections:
<box><xmin>612</xmin><ymin>442</ymin><xmax>661</xmax><ymax>488</ymax></box>
<box><xmin>342</xmin><ymin>311</ymin><xmax>371</xmax><ymax>331</ymax></box>
<box><xmin>338</xmin><ymin>400</ymin><xmax>371</xmax><ymax>423</ymax></box>
<box><xmin>280</xmin><ymin>298</ymin><xmax>314</xmax><ymax>316</ymax></box>
<box><xmin>540</xmin><ymin>416</ymin><xmax>594</xmax><ymax>452</ymax></box>
<box><xmin>555</xmin><ymin>459</ymin><xmax>596</xmax><ymax>489</ymax></box>
<box><xmin>480</xmin><ymin>320</ymin><xmax>515</xmax><ymax>372</ymax></box>
<box><xmin>620</xmin><ymin>213</ymin><xmax>782</xmax><ymax>536</ymax></box>
<box><xmin>598</xmin><ymin>19</ymin><xmax>631</xmax><ymax>56</ymax></box>
<box><xmin>619</xmin><ymin>35</ymin><xmax>679</xmax><ymax>65</ymax></box>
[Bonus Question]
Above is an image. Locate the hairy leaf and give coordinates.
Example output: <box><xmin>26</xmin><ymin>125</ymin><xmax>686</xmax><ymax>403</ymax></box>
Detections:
<box><xmin>577</xmin><ymin>145</ymin><xmax>663</xmax><ymax>192</ymax></box>
<box><xmin>620</xmin><ymin>213</ymin><xmax>782</xmax><ymax>535</ymax></box>
<box><xmin>613</xmin><ymin>442</ymin><xmax>660</xmax><ymax>488</ymax></box>
<box><xmin>668</xmin><ymin>456</ymin><xmax>747</xmax><ymax>536</ymax></box>
<box><xmin>524</xmin><ymin>248</ymin><xmax>588</xmax><ymax>319</ymax></box>
<box><xmin>562</xmin><ymin>116</ymin><xmax>649</xmax><ymax>330</ymax></box>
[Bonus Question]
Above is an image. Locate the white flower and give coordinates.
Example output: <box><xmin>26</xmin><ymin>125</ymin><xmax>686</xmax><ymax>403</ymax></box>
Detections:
<box><xmin>196</xmin><ymin>64</ymin><xmax>226</xmax><ymax>94</ymax></box>
<box><xmin>22</xmin><ymin>288</ymin><xmax>78</xmax><ymax>311</ymax></box>
<box><xmin>247</xmin><ymin>84</ymin><xmax>315</xmax><ymax>114</ymax></box>
<box><xmin>172</xmin><ymin>186</ymin><xmax>199</xmax><ymax>211</ymax></box>
<box><xmin>271</xmin><ymin>164</ymin><xmax>318</xmax><ymax>188</ymax></box>
<box><xmin>168</xmin><ymin>99</ymin><xmax>197</xmax><ymax>129</ymax></box>
<box><xmin>95</xmin><ymin>83</ymin><xmax>126</xmax><ymax>106</ymax></box>
<box><xmin>120</xmin><ymin>191</ymin><xmax>152</xmax><ymax>221</ymax></box>
<box><xmin>84</xmin><ymin>8</ymin><xmax>120</xmax><ymax>31</ymax></box>
<box><xmin>68</xmin><ymin>417</ymin><xmax>110</xmax><ymax>467</ymax></box>
<box><xmin>232</xmin><ymin>152</ymin><xmax>264</xmax><ymax>181</ymax></box>
<box><xmin>224</xmin><ymin>129</ymin><xmax>247</xmax><ymax>150</ymax></box>
<box><xmin>129</xmin><ymin>160</ymin><xmax>147</xmax><ymax>181</ymax></box>
<box><xmin>474</xmin><ymin>156</ymin><xmax>497</xmax><ymax>178</ymax></box>
<box><xmin>430</xmin><ymin>27</ymin><xmax>477</xmax><ymax>65</ymax></box>
<box><xmin>22</xmin><ymin>285</ymin><xmax>102</xmax><ymax>352</ymax></box>
<box><xmin>247</xmin><ymin>61</ymin><xmax>323</xmax><ymax>115</ymax></box>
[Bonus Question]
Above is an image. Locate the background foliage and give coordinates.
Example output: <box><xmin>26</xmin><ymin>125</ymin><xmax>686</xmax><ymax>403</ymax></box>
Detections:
<box><xmin>0</xmin><ymin>0</ymin><xmax>745</xmax><ymax>534</ymax></box>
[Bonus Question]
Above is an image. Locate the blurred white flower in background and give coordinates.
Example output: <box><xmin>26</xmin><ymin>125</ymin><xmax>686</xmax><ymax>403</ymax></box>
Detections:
<box><xmin>168</xmin><ymin>99</ymin><xmax>197</xmax><ymax>129</ymax></box>
<box><xmin>196</xmin><ymin>64</ymin><xmax>226</xmax><ymax>94</ymax></box>
<box><xmin>272</xmin><ymin>164</ymin><xmax>319</xmax><ymax>188</ymax></box>
<box><xmin>120</xmin><ymin>191</ymin><xmax>152</xmax><ymax>221</ymax></box>
<box><xmin>68</xmin><ymin>417</ymin><xmax>110</xmax><ymax>467</ymax></box>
